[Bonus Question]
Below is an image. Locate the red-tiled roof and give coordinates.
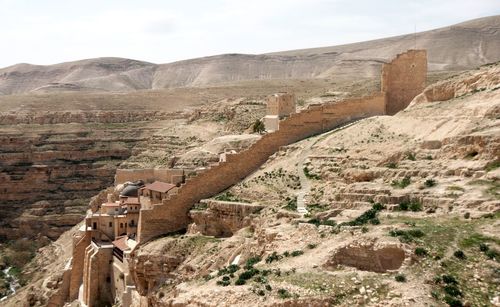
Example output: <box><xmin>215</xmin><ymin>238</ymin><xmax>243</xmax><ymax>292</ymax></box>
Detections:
<box><xmin>112</xmin><ymin>236</ymin><xmax>129</xmax><ymax>251</ymax></box>
<box><xmin>124</xmin><ymin>197</ymin><xmax>140</xmax><ymax>205</ymax></box>
<box><xmin>144</xmin><ymin>181</ymin><xmax>176</xmax><ymax>193</ymax></box>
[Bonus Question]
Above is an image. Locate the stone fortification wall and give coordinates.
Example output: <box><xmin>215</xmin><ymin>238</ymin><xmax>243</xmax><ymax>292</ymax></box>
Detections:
<box><xmin>381</xmin><ymin>49</ymin><xmax>427</xmax><ymax>115</ymax></box>
<box><xmin>114</xmin><ymin>168</ymin><xmax>186</xmax><ymax>185</ymax></box>
<box><xmin>137</xmin><ymin>93</ymin><xmax>386</xmax><ymax>242</ymax></box>
<box><xmin>82</xmin><ymin>243</ymin><xmax>113</xmax><ymax>307</ymax></box>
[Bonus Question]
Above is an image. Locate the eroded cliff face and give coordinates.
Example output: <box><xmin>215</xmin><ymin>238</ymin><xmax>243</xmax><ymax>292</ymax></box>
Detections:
<box><xmin>0</xmin><ymin>126</ymin><xmax>144</xmax><ymax>240</ymax></box>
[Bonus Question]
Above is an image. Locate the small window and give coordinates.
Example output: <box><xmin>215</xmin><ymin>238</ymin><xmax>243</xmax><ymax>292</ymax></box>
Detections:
<box><xmin>130</xmin><ymin>220</ymin><xmax>135</xmax><ymax>226</ymax></box>
<box><xmin>120</xmin><ymin>223</ymin><xmax>123</xmax><ymax>228</ymax></box>
<box><xmin>93</xmin><ymin>222</ymin><xmax>97</xmax><ymax>230</ymax></box>
<box><xmin>109</xmin><ymin>222</ymin><xmax>113</xmax><ymax>227</ymax></box>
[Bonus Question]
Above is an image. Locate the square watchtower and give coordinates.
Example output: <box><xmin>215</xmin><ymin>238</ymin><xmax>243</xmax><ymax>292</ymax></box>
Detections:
<box><xmin>264</xmin><ymin>93</ymin><xmax>296</xmax><ymax>131</ymax></box>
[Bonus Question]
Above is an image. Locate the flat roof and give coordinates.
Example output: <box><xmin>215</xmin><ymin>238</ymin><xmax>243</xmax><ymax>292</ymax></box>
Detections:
<box><xmin>102</xmin><ymin>202</ymin><xmax>120</xmax><ymax>207</ymax></box>
<box><xmin>144</xmin><ymin>181</ymin><xmax>176</xmax><ymax>193</ymax></box>
<box><xmin>124</xmin><ymin>197</ymin><xmax>140</xmax><ymax>205</ymax></box>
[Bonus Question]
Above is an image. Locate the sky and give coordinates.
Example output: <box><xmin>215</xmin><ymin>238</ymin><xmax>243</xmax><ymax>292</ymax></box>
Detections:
<box><xmin>0</xmin><ymin>0</ymin><xmax>499</xmax><ymax>68</ymax></box>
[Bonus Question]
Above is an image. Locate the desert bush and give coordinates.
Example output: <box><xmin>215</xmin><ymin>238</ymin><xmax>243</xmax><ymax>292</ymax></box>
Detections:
<box><xmin>424</xmin><ymin>179</ymin><xmax>437</xmax><ymax>187</ymax></box>
<box><xmin>391</xmin><ymin>176</ymin><xmax>411</xmax><ymax>188</ymax></box>
<box><xmin>444</xmin><ymin>296</ymin><xmax>463</xmax><ymax>307</ymax></box>
<box><xmin>485</xmin><ymin>249</ymin><xmax>500</xmax><ymax>261</ymax></box>
<box><xmin>406</xmin><ymin>152</ymin><xmax>416</xmax><ymax>161</ymax></box>
<box><xmin>291</xmin><ymin>250</ymin><xmax>304</xmax><ymax>257</ymax></box>
<box><xmin>444</xmin><ymin>285</ymin><xmax>462</xmax><ymax>297</ymax></box>
<box><xmin>385</xmin><ymin>162</ymin><xmax>398</xmax><ymax>169</ymax></box>
<box><xmin>307</xmin><ymin>243</ymin><xmax>317</xmax><ymax>249</ymax></box>
<box><xmin>252</xmin><ymin>119</ymin><xmax>265</xmax><ymax>134</ymax></box>
<box><xmin>265</xmin><ymin>252</ymin><xmax>282</xmax><ymax>264</ymax></box>
<box><xmin>277</xmin><ymin>288</ymin><xmax>292</xmax><ymax>299</ymax></box>
<box><xmin>245</xmin><ymin>256</ymin><xmax>261</xmax><ymax>269</ymax></box>
<box><xmin>441</xmin><ymin>275</ymin><xmax>458</xmax><ymax>285</ymax></box>
<box><xmin>453</xmin><ymin>250</ymin><xmax>466</xmax><ymax>260</ymax></box>
<box><xmin>415</xmin><ymin>247</ymin><xmax>428</xmax><ymax>256</ymax></box>
<box><xmin>395</xmin><ymin>274</ymin><xmax>406</xmax><ymax>282</ymax></box>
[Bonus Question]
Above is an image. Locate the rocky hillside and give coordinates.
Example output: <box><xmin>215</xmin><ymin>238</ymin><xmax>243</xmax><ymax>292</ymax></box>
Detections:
<box><xmin>129</xmin><ymin>63</ymin><xmax>500</xmax><ymax>306</ymax></box>
<box><xmin>6</xmin><ymin>61</ymin><xmax>499</xmax><ymax>307</ymax></box>
<box><xmin>1</xmin><ymin>16</ymin><xmax>499</xmax><ymax>94</ymax></box>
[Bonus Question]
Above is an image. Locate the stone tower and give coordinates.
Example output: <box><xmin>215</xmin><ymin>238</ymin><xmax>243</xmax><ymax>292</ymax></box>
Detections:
<box><xmin>382</xmin><ymin>49</ymin><xmax>427</xmax><ymax>115</ymax></box>
<box><xmin>263</xmin><ymin>92</ymin><xmax>296</xmax><ymax>131</ymax></box>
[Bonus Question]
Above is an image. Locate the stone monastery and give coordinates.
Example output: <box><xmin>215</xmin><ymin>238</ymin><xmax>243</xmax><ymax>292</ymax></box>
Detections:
<box><xmin>60</xmin><ymin>49</ymin><xmax>427</xmax><ymax>307</ymax></box>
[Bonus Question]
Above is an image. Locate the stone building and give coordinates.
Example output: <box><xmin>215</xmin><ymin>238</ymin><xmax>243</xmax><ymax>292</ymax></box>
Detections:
<box><xmin>138</xmin><ymin>181</ymin><xmax>177</xmax><ymax>209</ymax></box>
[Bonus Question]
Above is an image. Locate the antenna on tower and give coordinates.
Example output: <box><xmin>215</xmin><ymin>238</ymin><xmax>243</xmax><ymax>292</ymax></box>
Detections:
<box><xmin>414</xmin><ymin>23</ymin><xmax>417</xmax><ymax>49</ymax></box>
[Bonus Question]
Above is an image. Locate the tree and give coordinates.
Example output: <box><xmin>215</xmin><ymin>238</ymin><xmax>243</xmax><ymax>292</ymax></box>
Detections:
<box><xmin>253</xmin><ymin>119</ymin><xmax>265</xmax><ymax>134</ymax></box>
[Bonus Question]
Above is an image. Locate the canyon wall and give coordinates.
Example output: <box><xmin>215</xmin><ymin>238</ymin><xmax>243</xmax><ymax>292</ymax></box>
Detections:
<box><xmin>138</xmin><ymin>93</ymin><xmax>387</xmax><ymax>242</ymax></box>
<box><xmin>0</xmin><ymin>122</ymin><xmax>161</xmax><ymax>240</ymax></box>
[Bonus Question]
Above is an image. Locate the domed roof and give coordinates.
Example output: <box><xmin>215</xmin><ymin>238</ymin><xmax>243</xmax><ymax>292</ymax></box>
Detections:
<box><xmin>120</xmin><ymin>185</ymin><xmax>140</xmax><ymax>197</ymax></box>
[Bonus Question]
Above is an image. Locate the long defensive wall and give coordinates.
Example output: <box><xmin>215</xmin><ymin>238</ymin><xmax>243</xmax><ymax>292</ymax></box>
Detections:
<box><xmin>137</xmin><ymin>49</ymin><xmax>427</xmax><ymax>242</ymax></box>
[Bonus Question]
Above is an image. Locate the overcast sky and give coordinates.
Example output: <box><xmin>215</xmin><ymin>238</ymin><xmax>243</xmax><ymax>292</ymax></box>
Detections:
<box><xmin>0</xmin><ymin>0</ymin><xmax>499</xmax><ymax>68</ymax></box>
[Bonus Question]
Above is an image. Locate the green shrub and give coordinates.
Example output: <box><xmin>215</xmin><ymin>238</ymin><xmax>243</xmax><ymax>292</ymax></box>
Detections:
<box><xmin>239</xmin><ymin>268</ymin><xmax>259</xmax><ymax>281</ymax></box>
<box><xmin>444</xmin><ymin>285</ymin><xmax>462</xmax><ymax>297</ymax></box>
<box><xmin>389</xmin><ymin>228</ymin><xmax>425</xmax><ymax>243</ymax></box>
<box><xmin>218</xmin><ymin>264</ymin><xmax>240</xmax><ymax>276</ymax></box>
<box><xmin>245</xmin><ymin>256</ymin><xmax>261</xmax><ymax>269</ymax></box>
<box><xmin>361</xmin><ymin>226</ymin><xmax>369</xmax><ymax>233</ymax></box>
<box><xmin>444</xmin><ymin>296</ymin><xmax>463</xmax><ymax>307</ymax></box>
<box><xmin>277</xmin><ymin>288</ymin><xmax>292</xmax><ymax>299</ymax></box>
<box><xmin>441</xmin><ymin>275</ymin><xmax>458</xmax><ymax>285</ymax></box>
<box><xmin>266</xmin><ymin>252</ymin><xmax>282</xmax><ymax>264</ymax></box>
<box><xmin>395</xmin><ymin>274</ymin><xmax>406</xmax><ymax>282</ymax></box>
<box><xmin>291</xmin><ymin>250</ymin><xmax>304</xmax><ymax>257</ymax></box>
<box><xmin>485</xmin><ymin>249</ymin><xmax>500</xmax><ymax>261</ymax></box>
<box><xmin>307</xmin><ymin>243</ymin><xmax>317</xmax><ymax>249</ymax></box>
<box><xmin>463</xmin><ymin>212</ymin><xmax>470</xmax><ymax>219</ymax></box>
<box><xmin>372</xmin><ymin>203</ymin><xmax>385</xmax><ymax>211</ymax></box>
<box><xmin>216</xmin><ymin>279</ymin><xmax>230</xmax><ymax>286</ymax></box>
<box><xmin>235</xmin><ymin>278</ymin><xmax>246</xmax><ymax>285</ymax></box>
<box><xmin>342</xmin><ymin>205</ymin><xmax>382</xmax><ymax>226</ymax></box>
<box><xmin>406</xmin><ymin>152</ymin><xmax>416</xmax><ymax>161</ymax></box>
<box><xmin>385</xmin><ymin>162</ymin><xmax>398</xmax><ymax>169</ymax></box>
<box><xmin>398</xmin><ymin>202</ymin><xmax>409</xmax><ymax>211</ymax></box>
<box><xmin>425</xmin><ymin>155</ymin><xmax>433</xmax><ymax>160</ymax></box>
<box><xmin>479</xmin><ymin>243</ymin><xmax>489</xmax><ymax>252</ymax></box>
<box><xmin>415</xmin><ymin>247</ymin><xmax>428</xmax><ymax>256</ymax></box>
<box><xmin>257</xmin><ymin>289</ymin><xmax>265</xmax><ymax>296</ymax></box>
<box><xmin>392</xmin><ymin>177</ymin><xmax>411</xmax><ymax>188</ymax></box>
<box><xmin>370</xmin><ymin>217</ymin><xmax>380</xmax><ymax>225</ymax></box>
<box><xmin>322</xmin><ymin>219</ymin><xmax>337</xmax><ymax>227</ymax></box>
<box><xmin>453</xmin><ymin>250</ymin><xmax>466</xmax><ymax>260</ymax></box>
<box><xmin>265</xmin><ymin>284</ymin><xmax>272</xmax><ymax>291</ymax></box>
<box><xmin>303</xmin><ymin>167</ymin><xmax>321</xmax><ymax>180</ymax></box>
<box><xmin>409</xmin><ymin>201</ymin><xmax>423</xmax><ymax>212</ymax></box>
<box><xmin>424</xmin><ymin>179</ymin><xmax>437</xmax><ymax>188</ymax></box>
<box><xmin>283</xmin><ymin>251</ymin><xmax>290</xmax><ymax>257</ymax></box>
<box><xmin>252</xmin><ymin>119</ymin><xmax>265</xmax><ymax>134</ymax></box>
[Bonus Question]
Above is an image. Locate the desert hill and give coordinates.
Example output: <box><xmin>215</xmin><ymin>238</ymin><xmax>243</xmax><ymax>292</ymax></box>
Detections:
<box><xmin>1</xmin><ymin>16</ymin><xmax>499</xmax><ymax>95</ymax></box>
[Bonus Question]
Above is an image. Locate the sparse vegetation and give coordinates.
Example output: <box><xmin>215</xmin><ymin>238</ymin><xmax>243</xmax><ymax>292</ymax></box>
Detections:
<box><xmin>252</xmin><ymin>119</ymin><xmax>265</xmax><ymax>134</ymax></box>
<box><xmin>424</xmin><ymin>178</ymin><xmax>437</xmax><ymax>188</ymax></box>
<box><xmin>453</xmin><ymin>250</ymin><xmax>466</xmax><ymax>260</ymax></box>
<box><xmin>385</xmin><ymin>162</ymin><xmax>398</xmax><ymax>169</ymax></box>
<box><xmin>395</xmin><ymin>274</ymin><xmax>406</xmax><ymax>282</ymax></box>
<box><xmin>340</xmin><ymin>203</ymin><xmax>385</xmax><ymax>227</ymax></box>
<box><xmin>391</xmin><ymin>176</ymin><xmax>411</xmax><ymax>188</ymax></box>
<box><xmin>303</xmin><ymin>166</ymin><xmax>321</xmax><ymax>180</ymax></box>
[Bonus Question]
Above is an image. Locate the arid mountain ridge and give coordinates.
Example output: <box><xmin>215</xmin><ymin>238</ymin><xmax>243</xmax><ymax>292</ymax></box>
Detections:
<box><xmin>1</xmin><ymin>15</ymin><xmax>499</xmax><ymax>95</ymax></box>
